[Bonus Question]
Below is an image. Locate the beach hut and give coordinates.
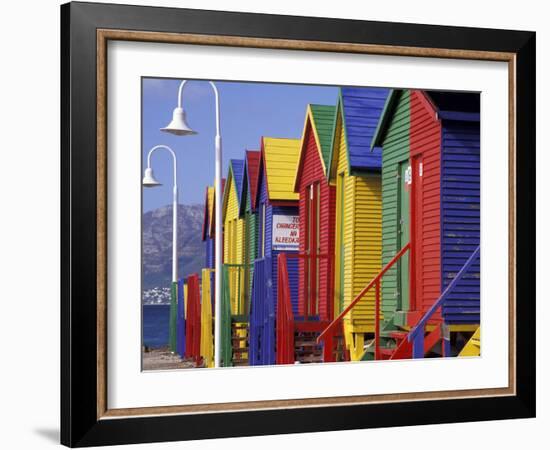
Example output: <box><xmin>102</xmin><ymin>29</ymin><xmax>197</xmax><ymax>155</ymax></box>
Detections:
<box><xmin>249</xmin><ymin>137</ymin><xmax>301</xmax><ymax>365</ymax></box>
<box><xmin>201</xmin><ymin>179</ymin><xmax>225</xmax><ymax>299</ymax></box>
<box><xmin>201</xmin><ymin>185</ymin><xmax>216</xmax><ymax>313</ymax></box>
<box><xmin>202</xmin><ymin>186</ymin><xmax>215</xmax><ymax>270</ymax></box>
<box><xmin>176</xmin><ymin>278</ymin><xmax>186</xmax><ymax>357</ymax></box>
<box><xmin>322</xmin><ymin>87</ymin><xmax>390</xmax><ymax>360</ymax></box>
<box><xmin>293</xmin><ymin>104</ymin><xmax>336</xmax><ymax>322</ymax></box>
<box><xmin>185</xmin><ymin>273</ymin><xmax>201</xmax><ymax>364</ymax></box>
<box><xmin>221</xmin><ymin>159</ymin><xmax>250</xmax><ymax>366</ymax></box>
<box><xmin>241</xmin><ymin>151</ymin><xmax>261</xmax><ymax>301</ymax></box>
<box><xmin>366</xmin><ymin>89</ymin><xmax>480</xmax><ymax>359</ymax></box>
<box><xmin>200</xmin><ymin>268</ymin><xmax>214</xmax><ymax>367</ymax></box>
<box><xmin>276</xmin><ymin>103</ymin><xmax>349</xmax><ymax>364</ymax></box>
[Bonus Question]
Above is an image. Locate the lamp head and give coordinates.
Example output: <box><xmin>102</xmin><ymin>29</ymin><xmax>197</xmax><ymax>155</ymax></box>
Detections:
<box><xmin>160</xmin><ymin>107</ymin><xmax>197</xmax><ymax>136</ymax></box>
<box><xmin>142</xmin><ymin>167</ymin><xmax>162</xmax><ymax>187</ymax></box>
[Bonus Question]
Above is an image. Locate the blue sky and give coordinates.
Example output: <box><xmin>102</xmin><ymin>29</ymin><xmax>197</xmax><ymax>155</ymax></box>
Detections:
<box><xmin>142</xmin><ymin>78</ymin><xmax>339</xmax><ymax>211</ymax></box>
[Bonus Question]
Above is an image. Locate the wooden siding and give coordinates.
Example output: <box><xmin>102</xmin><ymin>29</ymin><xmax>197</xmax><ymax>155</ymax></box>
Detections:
<box><xmin>203</xmin><ymin>186</ymin><xmax>215</xmax><ymax>268</ymax></box>
<box><xmin>441</xmin><ymin>120</ymin><xmax>480</xmax><ymax>324</ymax></box>
<box><xmin>334</xmin><ymin>112</ymin><xmax>354</xmax><ymax>327</ymax></box>
<box><xmin>296</xmin><ymin>120</ymin><xmax>336</xmax><ymax>321</ymax></box>
<box><xmin>350</xmin><ymin>173</ymin><xmax>382</xmax><ymax>329</ymax></box>
<box><xmin>223</xmin><ymin>168</ymin><xmax>246</xmax><ymax>315</ymax></box>
<box><xmin>205</xmin><ymin>237</ymin><xmax>214</xmax><ymax>269</ymax></box>
<box><xmin>208</xmin><ymin>178</ymin><xmax>225</xmax><ymax>238</ymax></box>
<box><xmin>207</xmin><ymin>186</ymin><xmax>214</xmax><ymax>230</ymax></box>
<box><xmin>381</xmin><ymin>91</ymin><xmax>411</xmax><ymax>320</ymax></box>
<box><xmin>245</xmin><ymin>187</ymin><xmax>258</xmax><ymax>296</ymax></box>
<box><xmin>333</xmin><ymin>104</ymin><xmax>383</xmax><ymax>332</ymax></box>
<box><xmin>409</xmin><ymin>90</ymin><xmax>442</xmax><ymax>322</ymax></box>
<box><xmin>262</xmin><ymin>137</ymin><xmax>301</xmax><ymax>201</ymax></box>
<box><xmin>259</xmin><ymin>174</ymin><xmax>299</xmax><ymax>313</ymax></box>
<box><xmin>245</xmin><ymin>150</ymin><xmax>261</xmax><ymax>212</ymax></box>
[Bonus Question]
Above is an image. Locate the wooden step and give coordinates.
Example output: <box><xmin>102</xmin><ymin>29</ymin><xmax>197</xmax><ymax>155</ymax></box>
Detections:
<box><xmin>232</xmin><ymin>359</ymin><xmax>248</xmax><ymax>366</ymax></box>
<box><xmin>232</xmin><ymin>346</ymin><xmax>249</xmax><ymax>353</ymax></box>
<box><xmin>379</xmin><ymin>347</ymin><xmax>397</xmax><ymax>356</ymax></box>
<box><xmin>388</xmin><ymin>331</ymin><xmax>409</xmax><ymax>340</ymax></box>
<box><xmin>294</xmin><ymin>340</ymin><xmax>321</xmax><ymax>347</ymax></box>
<box><xmin>296</xmin><ymin>355</ymin><xmax>323</xmax><ymax>363</ymax></box>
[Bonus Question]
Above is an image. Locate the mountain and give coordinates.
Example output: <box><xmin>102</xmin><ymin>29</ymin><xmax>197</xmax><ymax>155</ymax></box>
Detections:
<box><xmin>142</xmin><ymin>204</ymin><xmax>205</xmax><ymax>290</ymax></box>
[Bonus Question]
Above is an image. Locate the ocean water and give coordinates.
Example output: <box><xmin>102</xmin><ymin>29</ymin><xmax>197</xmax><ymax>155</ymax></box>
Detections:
<box><xmin>143</xmin><ymin>304</ymin><xmax>170</xmax><ymax>348</ymax></box>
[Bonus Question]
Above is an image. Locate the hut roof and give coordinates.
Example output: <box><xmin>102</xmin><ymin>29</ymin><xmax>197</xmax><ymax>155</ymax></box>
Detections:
<box><xmin>260</xmin><ymin>137</ymin><xmax>301</xmax><ymax>202</ymax></box>
<box><xmin>243</xmin><ymin>150</ymin><xmax>261</xmax><ymax>212</ymax></box>
<box><xmin>293</xmin><ymin>104</ymin><xmax>336</xmax><ymax>190</ymax></box>
<box><xmin>371</xmin><ymin>89</ymin><xmax>480</xmax><ymax>149</ymax></box>
<box><xmin>222</xmin><ymin>160</ymin><xmax>246</xmax><ymax>223</ymax></box>
<box><xmin>328</xmin><ymin>87</ymin><xmax>390</xmax><ymax>176</ymax></box>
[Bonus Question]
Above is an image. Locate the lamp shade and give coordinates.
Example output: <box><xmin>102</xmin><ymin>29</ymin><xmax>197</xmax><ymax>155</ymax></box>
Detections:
<box><xmin>160</xmin><ymin>107</ymin><xmax>197</xmax><ymax>136</ymax></box>
<box><xmin>142</xmin><ymin>167</ymin><xmax>162</xmax><ymax>187</ymax></box>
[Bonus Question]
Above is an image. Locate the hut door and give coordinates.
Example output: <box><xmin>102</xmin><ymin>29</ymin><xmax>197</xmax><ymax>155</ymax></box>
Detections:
<box><xmin>397</xmin><ymin>161</ymin><xmax>411</xmax><ymax>312</ymax></box>
<box><xmin>305</xmin><ymin>182</ymin><xmax>320</xmax><ymax>317</ymax></box>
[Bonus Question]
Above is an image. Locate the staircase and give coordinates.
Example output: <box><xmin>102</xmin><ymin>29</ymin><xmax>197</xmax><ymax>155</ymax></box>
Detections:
<box><xmin>231</xmin><ymin>320</ymin><xmax>249</xmax><ymax>366</ymax></box>
<box><xmin>221</xmin><ymin>264</ymin><xmax>252</xmax><ymax>367</ymax></box>
<box><xmin>319</xmin><ymin>244</ymin><xmax>480</xmax><ymax>361</ymax></box>
<box><xmin>361</xmin><ymin>326</ymin><xmax>444</xmax><ymax>360</ymax></box>
<box><xmin>294</xmin><ymin>330</ymin><xmax>323</xmax><ymax>363</ymax></box>
<box><xmin>318</xmin><ymin>243</ymin><xmax>411</xmax><ymax>359</ymax></box>
<box><xmin>277</xmin><ymin>253</ymin><xmax>347</xmax><ymax>364</ymax></box>
<box><xmin>294</xmin><ymin>328</ymin><xmax>349</xmax><ymax>364</ymax></box>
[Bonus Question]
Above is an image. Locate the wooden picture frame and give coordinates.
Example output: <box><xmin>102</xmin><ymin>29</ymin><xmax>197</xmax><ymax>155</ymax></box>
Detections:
<box><xmin>61</xmin><ymin>1</ymin><xmax>535</xmax><ymax>446</ymax></box>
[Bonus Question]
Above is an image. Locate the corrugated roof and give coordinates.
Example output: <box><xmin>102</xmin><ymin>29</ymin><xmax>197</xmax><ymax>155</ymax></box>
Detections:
<box><xmin>339</xmin><ymin>87</ymin><xmax>391</xmax><ymax>171</ymax></box>
<box><xmin>261</xmin><ymin>137</ymin><xmax>301</xmax><ymax>201</ymax></box>
<box><xmin>244</xmin><ymin>150</ymin><xmax>261</xmax><ymax>211</ymax></box>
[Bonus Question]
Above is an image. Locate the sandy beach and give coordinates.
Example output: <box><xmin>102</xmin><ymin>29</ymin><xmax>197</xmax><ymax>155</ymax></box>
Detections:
<box><xmin>142</xmin><ymin>347</ymin><xmax>199</xmax><ymax>371</ymax></box>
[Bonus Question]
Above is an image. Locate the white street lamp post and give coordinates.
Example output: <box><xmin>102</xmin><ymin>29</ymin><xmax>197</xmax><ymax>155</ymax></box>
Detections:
<box><xmin>143</xmin><ymin>145</ymin><xmax>179</xmax><ymax>353</ymax></box>
<box><xmin>161</xmin><ymin>80</ymin><xmax>223</xmax><ymax>368</ymax></box>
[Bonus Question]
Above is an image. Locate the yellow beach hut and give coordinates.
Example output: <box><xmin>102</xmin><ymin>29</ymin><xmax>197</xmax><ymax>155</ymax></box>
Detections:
<box><xmin>221</xmin><ymin>158</ymin><xmax>249</xmax><ymax>366</ymax></box>
<box><xmin>326</xmin><ymin>87</ymin><xmax>390</xmax><ymax>360</ymax></box>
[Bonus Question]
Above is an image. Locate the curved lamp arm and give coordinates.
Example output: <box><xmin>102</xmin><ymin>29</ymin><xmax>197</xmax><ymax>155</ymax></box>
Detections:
<box><xmin>145</xmin><ymin>144</ymin><xmax>179</xmax><ymax>284</ymax></box>
<box><xmin>177</xmin><ymin>80</ymin><xmax>220</xmax><ymax>137</ymax></box>
<box><xmin>146</xmin><ymin>144</ymin><xmax>178</xmax><ymax>187</ymax></box>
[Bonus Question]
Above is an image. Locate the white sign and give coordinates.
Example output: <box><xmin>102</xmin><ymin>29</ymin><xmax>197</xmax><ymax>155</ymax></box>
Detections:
<box><xmin>272</xmin><ymin>215</ymin><xmax>299</xmax><ymax>251</ymax></box>
<box><xmin>405</xmin><ymin>165</ymin><xmax>412</xmax><ymax>185</ymax></box>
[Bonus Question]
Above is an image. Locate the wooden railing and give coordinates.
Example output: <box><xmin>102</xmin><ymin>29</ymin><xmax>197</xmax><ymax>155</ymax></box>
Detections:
<box><xmin>317</xmin><ymin>243</ymin><xmax>411</xmax><ymax>360</ymax></box>
<box><xmin>220</xmin><ymin>267</ymin><xmax>233</xmax><ymax>367</ymax></box>
<box><xmin>276</xmin><ymin>253</ymin><xmax>332</xmax><ymax>364</ymax></box>
<box><xmin>223</xmin><ymin>263</ymin><xmax>253</xmax><ymax>316</ymax></box>
<box><xmin>408</xmin><ymin>245</ymin><xmax>480</xmax><ymax>358</ymax></box>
